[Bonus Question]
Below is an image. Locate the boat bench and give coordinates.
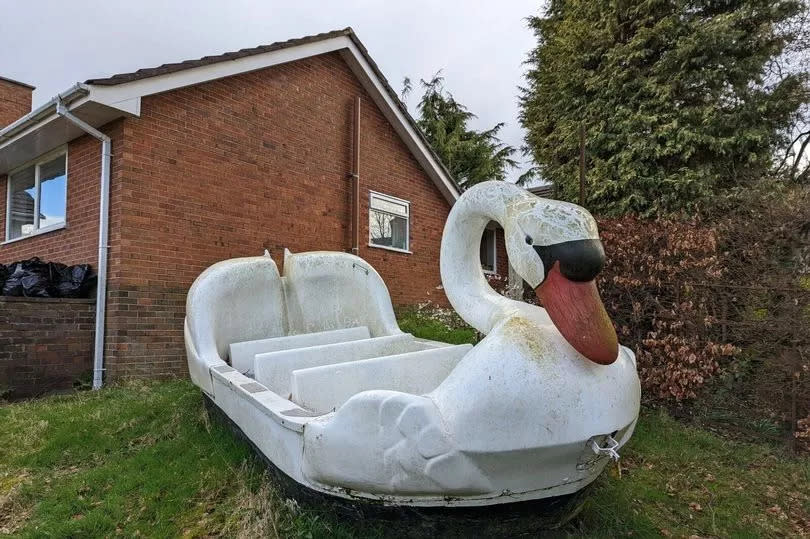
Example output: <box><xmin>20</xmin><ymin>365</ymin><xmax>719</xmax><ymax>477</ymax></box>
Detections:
<box><xmin>228</xmin><ymin>326</ymin><xmax>471</xmax><ymax>415</ymax></box>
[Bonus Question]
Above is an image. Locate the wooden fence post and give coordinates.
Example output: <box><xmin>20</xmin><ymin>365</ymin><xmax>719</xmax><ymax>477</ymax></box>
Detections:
<box><xmin>579</xmin><ymin>124</ymin><xmax>586</xmax><ymax>207</ymax></box>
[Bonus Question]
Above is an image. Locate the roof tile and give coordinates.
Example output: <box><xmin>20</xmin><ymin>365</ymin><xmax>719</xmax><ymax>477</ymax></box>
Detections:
<box><xmin>85</xmin><ymin>28</ymin><xmax>354</xmax><ymax>85</ymax></box>
<box><xmin>82</xmin><ymin>27</ymin><xmax>460</xmax><ymax>195</ymax></box>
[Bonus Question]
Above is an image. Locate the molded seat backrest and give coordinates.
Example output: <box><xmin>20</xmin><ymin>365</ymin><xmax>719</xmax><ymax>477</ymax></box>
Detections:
<box><xmin>186</xmin><ymin>256</ymin><xmax>286</xmax><ymax>365</ymax></box>
<box><xmin>282</xmin><ymin>251</ymin><xmax>401</xmax><ymax>338</ymax></box>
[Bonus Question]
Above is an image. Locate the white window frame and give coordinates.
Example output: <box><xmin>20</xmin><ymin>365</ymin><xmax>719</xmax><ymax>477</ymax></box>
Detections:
<box><xmin>368</xmin><ymin>190</ymin><xmax>411</xmax><ymax>254</ymax></box>
<box><xmin>4</xmin><ymin>146</ymin><xmax>68</xmax><ymax>244</ymax></box>
<box><xmin>481</xmin><ymin>225</ymin><xmax>497</xmax><ymax>275</ymax></box>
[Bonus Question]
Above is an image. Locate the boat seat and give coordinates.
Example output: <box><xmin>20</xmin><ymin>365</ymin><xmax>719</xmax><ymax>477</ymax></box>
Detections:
<box><xmin>229</xmin><ymin>326</ymin><xmax>371</xmax><ymax>374</ymax></box>
<box><xmin>290</xmin><ymin>344</ymin><xmax>473</xmax><ymax>414</ymax></box>
<box><xmin>253</xmin><ymin>334</ymin><xmax>428</xmax><ymax>396</ymax></box>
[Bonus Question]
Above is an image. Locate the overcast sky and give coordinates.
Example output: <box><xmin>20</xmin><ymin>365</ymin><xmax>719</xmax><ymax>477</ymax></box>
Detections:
<box><xmin>1</xmin><ymin>0</ymin><xmax>541</xmax><ymax>183</ymax></box>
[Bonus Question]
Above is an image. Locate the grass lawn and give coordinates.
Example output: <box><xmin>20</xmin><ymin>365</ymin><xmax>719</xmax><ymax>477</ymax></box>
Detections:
<box><xmin>1</xmin><ymin>316</ymin><xmax>808</xmax><ymax>537</ymax></box>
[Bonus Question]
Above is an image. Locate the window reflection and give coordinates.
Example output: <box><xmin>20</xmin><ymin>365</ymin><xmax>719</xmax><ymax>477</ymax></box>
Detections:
<box><xmin>38</xmin><ymin>155</ymin><xmax>67</xmax><ymax>229</ymax></box>
<box><xmin>5</xmin><ymin>152</ymin><xmax>67</xmax><ymax>241</ymax></box>
<box><xmin>8</xmin><ymin>166</ymin><xmax>36</xmax><ymax>239</ymax></box>
<box><xmin>369</xmin><ymin>193</ymin><xmax>409</xmax><ymax>251</ymax></box>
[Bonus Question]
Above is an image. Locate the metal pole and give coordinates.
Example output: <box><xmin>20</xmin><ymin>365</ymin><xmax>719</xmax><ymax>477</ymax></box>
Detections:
<box><xmin>350</xmin><ymin>96</ymin><xmax>361</xmax><ymax>255</ymax></box>
<box><xmin>56</xmin><ymin>102</ymin><xmax>111</xmax><ymax>390</ymax></box>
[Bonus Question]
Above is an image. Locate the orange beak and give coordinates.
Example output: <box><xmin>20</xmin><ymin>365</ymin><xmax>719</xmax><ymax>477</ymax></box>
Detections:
<box><xmin>536</xmin><ymin>262</ymin><xmax>618</xmax><ymax>365</ymax></box>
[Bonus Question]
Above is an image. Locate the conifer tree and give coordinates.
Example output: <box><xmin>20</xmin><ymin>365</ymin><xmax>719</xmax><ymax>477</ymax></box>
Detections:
<box><xmin>520</xmin><ymin>0</ymin><xmax>808</xmax><ymax>215</ymax></box>
<box><xmin>408</xmin><ymin>74</ymin><xmax>518</xmax><ymax>190</ymax></box>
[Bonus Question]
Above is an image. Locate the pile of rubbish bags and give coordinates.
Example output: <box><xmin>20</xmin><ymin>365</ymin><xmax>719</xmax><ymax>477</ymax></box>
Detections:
<box><xmin>0</xmin><ymin>258</ymin><xmax>96</xmax><ymax>298</ymax></box>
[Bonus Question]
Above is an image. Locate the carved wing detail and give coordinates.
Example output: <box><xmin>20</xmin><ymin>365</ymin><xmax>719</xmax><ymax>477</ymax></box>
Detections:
<box><xmin>303</xmin><ymin>390</ymin><xmax>492</xmax><ymax>496</ymax></box>
<box><xmin>379</xmin><ymin>393</ymin><xmax>492</xmax><ymax>494</ymax></box>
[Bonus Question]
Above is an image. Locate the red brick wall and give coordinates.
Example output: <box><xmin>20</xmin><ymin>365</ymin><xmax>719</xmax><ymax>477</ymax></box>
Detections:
<box><xmin>0</xmin><ymin>121</ymin><xmax>124</xmax><ymax>267</ymax></box>
<box><xmin>495</xmin><ymin>228</ymin><xmax>508</xmax><ymax>277</ymax></box>
<box><xmin>0</xmin><ymin>79</ymin><xmax>32</xmax><ymax>128</ymax></box>
<box><xmin>103</xmin><ymin>51</ymin><xmax>451</xmax><ymax>378</ymax></box>
<box><xmin>0</xmin><ymin>296</ymin><xmax>95</xmax><ymax>399</ymax></box>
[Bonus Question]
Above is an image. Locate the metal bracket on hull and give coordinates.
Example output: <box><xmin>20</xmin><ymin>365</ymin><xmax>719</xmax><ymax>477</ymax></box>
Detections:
<box><xmin>590</xmin><ymin>435</ymin><xmax>621</xmax><ymax>462</ymax></box>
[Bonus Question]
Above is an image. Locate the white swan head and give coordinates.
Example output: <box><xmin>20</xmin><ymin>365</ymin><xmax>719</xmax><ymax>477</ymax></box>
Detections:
<box><xmin>505</xmin><ymin>188</ymin><xmax>618</xmax><ymax>365</ymax></box>
<box><xmin>501</xmin><ymin>193</ymin><xmax>599</xmax><ymax>288</ymax></box>
<box><xmin>446</xmin><ymin>181</ymin><xmax>619</xmax><ymax>365</ymax></box>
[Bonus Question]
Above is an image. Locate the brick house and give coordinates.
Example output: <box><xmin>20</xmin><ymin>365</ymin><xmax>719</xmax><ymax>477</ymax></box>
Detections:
<box><xmin>0</xmin><ymin>29</ymin><xmax>511</xmax><ymax>387</ymax></box>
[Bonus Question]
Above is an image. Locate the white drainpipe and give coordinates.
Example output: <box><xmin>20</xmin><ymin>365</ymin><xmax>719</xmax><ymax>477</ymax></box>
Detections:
<box><xmin>56</xmin><ymin>101</ymin><xmax>111</xmax><ymax>390</ymax></box>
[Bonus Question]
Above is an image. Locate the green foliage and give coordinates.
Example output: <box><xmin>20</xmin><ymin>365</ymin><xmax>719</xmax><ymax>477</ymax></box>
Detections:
<box><xmin>573</xmin><ymin>409</ymin><xmax>810</xmax><ymax>536</ymax></box>
<box><xmin>520</xmin><ymin>0</ymin><xmax>809</xmax><ymax>216</ymax></box>
<box><xmin>397</xmin><ymin>307</ymin><xmax>479</xmax><ymax>344</ymax></box>
<box><xmin>410</xmin><ymin>73</ymin><xmax>518</xmax><ymax>189</ymax></box>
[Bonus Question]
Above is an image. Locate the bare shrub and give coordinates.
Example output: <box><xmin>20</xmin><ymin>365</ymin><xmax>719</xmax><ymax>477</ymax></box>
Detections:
<box><xmin>598</xmin><ymin>217</ymin><xmax>737</xmax><ymax>401</ymax></box>
<box><xmin>595</xmin><ymin>185</ymin><xmax>810</xmax><ymax>447</ymax></box>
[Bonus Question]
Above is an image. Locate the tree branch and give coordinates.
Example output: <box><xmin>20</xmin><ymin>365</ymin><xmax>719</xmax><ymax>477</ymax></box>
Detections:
<box><xmin>776</xmin><ymin>130</ymin><xmax>810</xmax><ymax>174</ymax></box>
<box><xmin>790</xmin><ymin>132</ymin><xmax>810</xmax><ymax>181</ymax></box>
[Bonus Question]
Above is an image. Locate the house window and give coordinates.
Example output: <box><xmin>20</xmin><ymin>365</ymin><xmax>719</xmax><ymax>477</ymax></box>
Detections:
<box><xmin>369</xmin><ymin>191</ymin><xmax>410</xmax><ymax>252</ymax></box>
<box><xmin>480</xmin><ymin>228</ymin><xmax>496</xmax><ymax>274</ymax></box>
<box><xmin>6</xmin><ymin>149</ymin><xmax>67</xmax><ymax>241</ymax></box>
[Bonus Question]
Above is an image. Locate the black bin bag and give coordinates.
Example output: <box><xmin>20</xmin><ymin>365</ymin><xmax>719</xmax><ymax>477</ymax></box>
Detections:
<box><xmin>2</xmin><ymin>258</ymin><xmax>53</xmax><ymax>297</ymax></box>
<box><xmin>53</xmin><ymin>263</ymin><xmax>96</xmax><ymax>298</ymax></box>
<box><xmin>0</xmin><ymin>258</ymin><xmax>96</xmax><ymax>298</ymax></box>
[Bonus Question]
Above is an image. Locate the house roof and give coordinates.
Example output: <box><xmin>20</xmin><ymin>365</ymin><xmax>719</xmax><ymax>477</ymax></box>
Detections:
<box><xmin>0</xmin><ymin>29</ymin><xmax>461</xmax><ymax>203</ymax></box>
<box><xmin>528</xmin><ymin>184</ymin><xmax>554</xmax><ymax>198</ymax></box>
<box><xmin>0</xmin><ymin>75</ymin><xmax>35</xmax><ymax>90</ymax></box>
<box><xmin>85</xmin><ymin>29</ymin><xmax>355</xmax><ymax>86</ymax></box>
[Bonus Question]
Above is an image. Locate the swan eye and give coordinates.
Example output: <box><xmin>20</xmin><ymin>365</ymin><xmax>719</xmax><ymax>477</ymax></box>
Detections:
<box><xmin>525</xmin><ymin>235</ymin><xmax>533</xmax><ymax>245</ymax></box>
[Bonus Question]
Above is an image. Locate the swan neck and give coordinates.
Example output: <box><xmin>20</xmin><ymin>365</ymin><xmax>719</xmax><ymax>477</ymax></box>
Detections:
<box><xmin>440</xmin><ymin>183</ymin><xmax>515</xmax><ymax>334</ymax></box>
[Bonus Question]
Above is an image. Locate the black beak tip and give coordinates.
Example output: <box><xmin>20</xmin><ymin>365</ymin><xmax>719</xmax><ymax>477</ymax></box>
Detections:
<box><xmin>533</xmin><ymin>239</ymin><xmax>605</xmax><ymax>282</ymax></box>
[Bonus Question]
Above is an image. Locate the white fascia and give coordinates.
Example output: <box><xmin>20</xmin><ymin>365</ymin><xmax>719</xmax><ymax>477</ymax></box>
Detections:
<box><xmin>83</xmin><ymin>35</ymin><xmax>460</xmax><ymax>204</ymax></box>
<box><xmin>341</xmin><ymin>41</ymin><xmax>460</xmax><ymax>204</ymax></box>
<box><xmin>2</xmin><ymin>35</ymin><xmax>459</xmax><ymax>203</ymax></box>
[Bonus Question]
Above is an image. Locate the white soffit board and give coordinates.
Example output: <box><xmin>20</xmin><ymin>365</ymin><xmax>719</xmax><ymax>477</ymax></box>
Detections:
<box><xmin>0</xmin><ymin>101</ymin><xmax>132</xmax><ymax>173</ymax></box>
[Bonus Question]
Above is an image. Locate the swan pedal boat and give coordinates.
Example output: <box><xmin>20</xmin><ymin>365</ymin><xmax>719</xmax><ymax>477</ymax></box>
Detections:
<box><xmin>185</xmin><ymin>181</ymin><xmax>641</xmax><ymax>516</ymax></box>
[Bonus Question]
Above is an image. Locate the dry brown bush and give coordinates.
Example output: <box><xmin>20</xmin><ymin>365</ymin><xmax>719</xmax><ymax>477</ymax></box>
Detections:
<box><xmin>598</xmin><ymin>217</ymin><xmax>736</xmax><ymax>401</ymax></box>
<box><xmin>591</xmin><ymin>185</ymin><xmax>810</xmax><ymax>448</ymax></box>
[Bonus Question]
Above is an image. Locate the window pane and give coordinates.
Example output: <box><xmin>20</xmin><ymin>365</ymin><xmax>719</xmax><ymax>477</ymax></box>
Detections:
<box><xmin>370</xmin><ymin>196</ymin><xmax>408</xmax><ymax>217</ymax></box>
<box><xmin>38</xmin><ymin>155</ymin><xmax>67</xmax><ymax>229</ymax></box>
<box><xmin>8</xmin><ymin>166</ymin><xmax>36</xmax><ymax>239</ymax></box>
<box><xmin>370</xmin><ymin>209</ymin><xmax>408</xmax><ymax>250</ymax></box>
<box><xmin>480</xmin><ymin>229</ymin><xmax>496</xmax><ymax>272</ymax></box>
